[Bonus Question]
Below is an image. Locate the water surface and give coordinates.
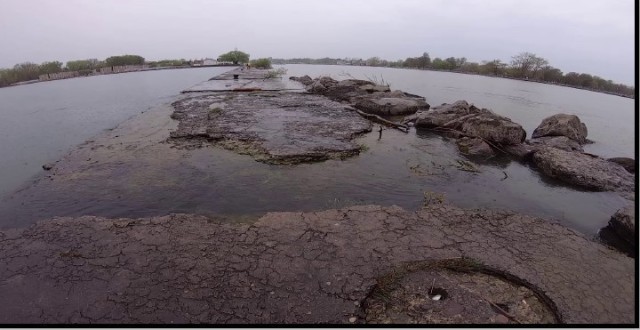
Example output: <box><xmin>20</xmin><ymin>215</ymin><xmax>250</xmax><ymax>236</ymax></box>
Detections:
<box><xmin>0</xmin><ymin>65</ymin><xmax>634</xmax><ymax>237</ymax></box>
<box><xmin>0</xmin><ymin>67</ymin><xmax>233</xmax><ymax>198</ymax></box>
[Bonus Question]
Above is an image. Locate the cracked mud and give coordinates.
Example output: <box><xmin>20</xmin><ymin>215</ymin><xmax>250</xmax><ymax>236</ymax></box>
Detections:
<box><xmin>0</xmin><ymin>205</ymin><xmax>634</xmax><ymax>324</ymax></box>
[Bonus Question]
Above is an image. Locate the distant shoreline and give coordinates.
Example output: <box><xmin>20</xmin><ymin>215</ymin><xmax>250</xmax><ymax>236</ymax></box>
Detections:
<box><xmin>280</xmin><ymin>63</ymin><xmax>635</xmax><ymax>100</ymax></box>
<box><xmin>2</xmin><ymin>64</ymin><xmax>240</xmax><ymax>89</ymax></box>
<box><xmin>3</xmin><ymin>63</ymin><xmax>634</xmax><ymax>100</ymax></box>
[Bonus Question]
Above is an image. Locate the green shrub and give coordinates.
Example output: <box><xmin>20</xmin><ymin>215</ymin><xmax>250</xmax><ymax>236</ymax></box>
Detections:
<box><xmin>250</xmin><ymin>58</ymin><xmax>272</xmax><ymax>69</ymax></box>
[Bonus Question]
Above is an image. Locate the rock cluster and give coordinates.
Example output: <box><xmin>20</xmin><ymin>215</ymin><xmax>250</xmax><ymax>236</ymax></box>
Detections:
<box><xmin>409</xmin><ymin>101</ymin><xmax>634</xmax><ymax>252</ymax></box>
<box><xmin>290</xmin><ymin>75</ymin><xmax>430</xmax><ymax>116</ymax></box>
<box><xmin>413</xmin><ymin>100</ymin><xmax>526</xmax><ymax>157</ymax></box>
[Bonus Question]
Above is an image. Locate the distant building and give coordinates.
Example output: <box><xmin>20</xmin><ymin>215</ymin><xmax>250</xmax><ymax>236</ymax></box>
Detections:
<box><xmin>202</xmin><ymin>58</ymin><xmax>216</xmax><ymax>66</ymax></box>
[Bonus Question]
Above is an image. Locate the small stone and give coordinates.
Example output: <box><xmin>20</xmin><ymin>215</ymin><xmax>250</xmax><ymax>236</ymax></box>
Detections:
<box><xmin>42</xmin><ymin>163</ymin><xmax>54</xmax><ymax>171</ymax></box>
<box><xmin>495</xmin><ymin>314</ymin><xmax>510</xmax><ymax>323</ymax></box>
<box><xmin>348</xmin><ymin>317</ymin><xmax>357</xmax><ymax>323</ymax></box>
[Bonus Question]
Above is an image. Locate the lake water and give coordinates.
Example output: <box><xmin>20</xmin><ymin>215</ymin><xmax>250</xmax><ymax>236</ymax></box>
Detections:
<box><xmin>0</xmin><ymin>65</ymin><xmax>634</xmax><ymax>236</ymax></box>
<box><xmin>0</xmin><ymin>67</ymin><xmax>232</xmax><ymax>199</ymax></box>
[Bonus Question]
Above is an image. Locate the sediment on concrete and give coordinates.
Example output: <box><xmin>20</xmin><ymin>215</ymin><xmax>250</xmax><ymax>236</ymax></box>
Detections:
<box><xmin>169</xmin><ymin>68</ymin><xmax>373</xmax><ymax>164</ymax></box>
<box><xmin>0</xmin><ymin>205</ymin><xmax>633</xmax><ymax>324</ymax></box>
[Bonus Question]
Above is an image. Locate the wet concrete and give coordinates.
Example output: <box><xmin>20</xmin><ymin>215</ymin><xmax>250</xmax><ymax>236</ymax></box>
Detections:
<box><xmin>0</xmin><ymin>205</ymin><xmax>634</xmax><ymax>324</ymax></box>
<box><xmin>168</xmin><ymin>92</ymin><xmax>372</xmax><ymax>164</ymax></box>
<box><xmin>0</xmin><ymin>95</ymin><xmax>629</xmax><ymax>237</ymax></box>
<box><xmin>182</xmin><ymin>68</ymin><xmax>303</xmax><ymax>92</ymax></box>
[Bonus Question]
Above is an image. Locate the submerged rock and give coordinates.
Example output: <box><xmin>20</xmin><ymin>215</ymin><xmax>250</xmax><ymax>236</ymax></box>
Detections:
<box><xmin>607</xmin><ymin>157</ymin><xmax>635</xmax><ymax>174</ymax></box>
<box><xmin>532</xmin><ymin>147</ymin><xmax>634</xmax><ymax>193</ymax></box>
<box><xmin>532</xmin><ymin>114</ymin><xmax>588</xmax><ymax>144</ymax></box>
<box><xmin>456</xmin><ymin>137</ymin><xmax>495</xmax><ymax>157</ymax></box>
<box><xmin>415</xmin><ymin>100</ymin><xmax>526</xmax><ymax>145</ymax></box>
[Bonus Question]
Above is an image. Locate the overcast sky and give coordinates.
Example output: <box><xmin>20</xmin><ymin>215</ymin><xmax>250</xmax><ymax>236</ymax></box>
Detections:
<box><xmin>0</xmin><ymin>0</ymin><xmax>635</xmax><ymax>84</ymax></box>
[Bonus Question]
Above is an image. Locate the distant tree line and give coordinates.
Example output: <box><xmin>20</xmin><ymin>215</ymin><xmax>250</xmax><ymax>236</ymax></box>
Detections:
<box><xmin>0</xmin><ymin>49</ymin><xmax>253</xmax><ymax>87</ymax></box>
<box><xmin>272</xmin><ymin>52</ymin><xmax>635</xmax><ymax>98</ymax></box>
<box><xmin>0</xmin><ymin>54</ymin><xmax>150</xmax><ymax>87</ymax></box>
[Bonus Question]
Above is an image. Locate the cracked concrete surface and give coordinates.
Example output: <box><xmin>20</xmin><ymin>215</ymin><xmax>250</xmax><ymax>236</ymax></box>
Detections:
<box><xmin>0</xmin><ymin>204</ymin><xmax>634</xmax><ymax>324</ymax></box>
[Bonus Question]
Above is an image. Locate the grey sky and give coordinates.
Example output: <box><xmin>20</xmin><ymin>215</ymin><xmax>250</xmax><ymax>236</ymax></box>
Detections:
<box><xmin>0</xmin><ymin>0</ymin><xmax>635</xmax><ymax>85</ymax></box>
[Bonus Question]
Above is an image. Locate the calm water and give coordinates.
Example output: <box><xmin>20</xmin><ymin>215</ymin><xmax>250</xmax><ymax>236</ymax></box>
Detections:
<box><xmin>280</xmin><ymin>65</ymin><xmax>635</xmax><ymax>159</ymax></box>
<box><xmin>0</xmin><ymin>67</ymin><xmax>233</xmax><ymax>198</ymax></box>
<box><xmin>0</xmin><ymin>65</ymin><xmax>634</xmax><ymax>235</ymax></box>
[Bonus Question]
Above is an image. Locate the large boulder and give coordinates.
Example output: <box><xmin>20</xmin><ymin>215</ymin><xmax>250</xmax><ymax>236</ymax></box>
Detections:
<box><xmin>532</xmin><ymin>114</ymin><xmax>588</xmax><ymax>144</ymax></box>
<box><xmin>415</xmin><ymin>100</ymin><xmax>526</xmax><ymax>145</ymax></box>
<box><xmin>608</xmin><ymin>207</ymin><xmax>635</xmax><ymax>246</ymax></box>
<box><xmin>353</xmin><ymin>96</ymin><xmax>430</xmax><ymax>116</ymax></box>
<box><xmin>607</xmin><ymin>157</ymin><xmax>635</xmax><ymax>174</ymax></box>
<box><xmin>532</xmin><ymin>147</ymin><xmax>634</xmax><ymax>193</ymax></box>
<box><xmin>527</xmin><ymin>136</ymin><xmax>583</xmax><ymax>152</ymax></box>
<box><xmin>322</xmin><ymin>79</ymin><xmax>374</xmax><ymax>101</ymax></box>
<box><xmin>456</xmin><ymin>137</ymin><xmax>495</xmax><ymax>157</ymax></box>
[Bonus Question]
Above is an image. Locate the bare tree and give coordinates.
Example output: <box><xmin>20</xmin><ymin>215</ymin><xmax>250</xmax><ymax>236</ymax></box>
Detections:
<box><xmin>510</xmin><ymin>52</ymin><xmax>547</xmax><ymax>78</ymax></box>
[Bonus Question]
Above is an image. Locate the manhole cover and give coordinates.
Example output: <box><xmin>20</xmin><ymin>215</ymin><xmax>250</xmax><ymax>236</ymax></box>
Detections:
<box><xmin>364</xmin><ymin>260</ymin><xmax>558</xmax><ymax>324</ymax></box>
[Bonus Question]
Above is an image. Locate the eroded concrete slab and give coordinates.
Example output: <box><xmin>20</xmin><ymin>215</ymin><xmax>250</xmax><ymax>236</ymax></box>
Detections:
<box><xmin>182</xmin><ymin>68</ymin><xmax>303</xmax><ymax>92</ymax></box>
<box><xmin>0</xmin><ymin>205</ymin><xmax>634</xmax><ymax>324</ymax></box>
<box><xmin>169</xmin><ymin>92</ymin><xmax>373</xmax><ymax>164</ymax></box>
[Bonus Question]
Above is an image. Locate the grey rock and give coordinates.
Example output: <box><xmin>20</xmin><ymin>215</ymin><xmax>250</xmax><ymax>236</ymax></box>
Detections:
<box><xmin>318</xmin><ymin>76</ymin><xmax>338</xmax><ymax>88</ymax></box>
<box><xmin>608</xmin><ymin>207</ymin><xmax>635</xmax><ymax>246</ymax></box>
<box><xmin>456</xmin><ymin>137</ymin><xmax>495</xmax><ymax>157</ymax></box>
<box><xmin>359</xmin><ymin>84</ymin><xmax>390</xmax><ymax>93</ymax></box>
<box><xmin>307</xmin><ymin>81</ymin><xmax>327</xmax><ymax>94</ymax></box>
<box><xmin>532</xmin><ymin>114</ymin><xmax>588</xmax><ymax>144</ymax></box>
<box><xmin>532</xmin><ymin>147</ymin><xmax>634</xmax><ymax>193</ymax></box>
<box><xmin>528</xmin><ymin>136</ymin><xmax>583</xmax><ymax>152</ymax></box>
<box><xmin>304</xmin><ymin>77</ymin><xmax>429</xmax><ymax>117</ymax></box>
<box><xmin>607</xmin><ymin>157</ymin><xmax>635</xmax><ymax>174</ymax></box>
<box><xmin>415</xmin><ymin>100</ymin><xmax>526</xmax><ymax>145</ymax></box>
<box><xmin>289</xmin><ymin>75</ymin><xmax>313</xmax><ymax>86</ymax></box>
<box><xmin>42</xmin><ymin>163</ymin><xmax>54</xmax><ymax>171</ymax></box>
<box><xmin>353</xmin><ymin>96</ymin><xmax>430</xmax><ymax>116</ymax></box>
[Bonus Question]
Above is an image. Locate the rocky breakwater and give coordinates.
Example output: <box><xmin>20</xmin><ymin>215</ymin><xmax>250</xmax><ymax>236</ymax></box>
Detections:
<box><xmin>408</xmin><ymin>103</ymin><xmax>634</xmax><ymax>253</ymax></box>
<box><xmin>291</xmin><ymin>75</ymin><xmax>430</xmax><ymax>118</ymax></box>
<box><xmin>524</xmin><ymin>114</ymin><xmax>635</xmax><ymax>252</ymax></box>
